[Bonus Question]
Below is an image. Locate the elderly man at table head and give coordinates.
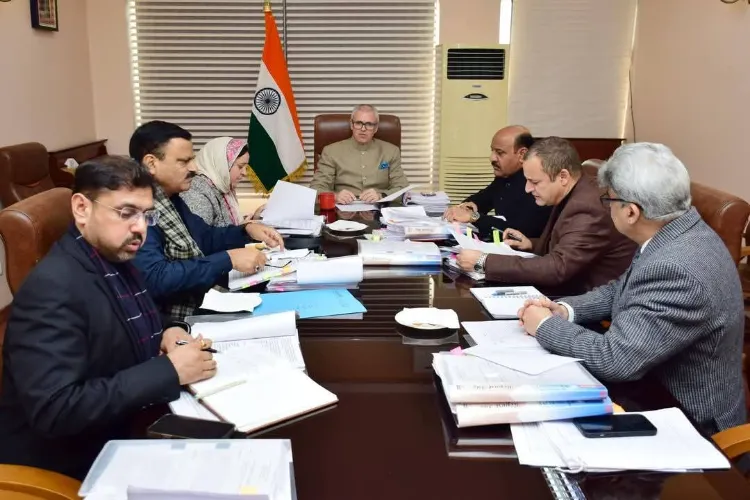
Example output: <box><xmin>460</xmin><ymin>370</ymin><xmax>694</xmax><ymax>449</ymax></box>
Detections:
<box><xmin>309</xmin><ymin>104</ymin><xmax>409</xmax><ymax>205</ymax></box>
<box><xmin>129</xmin><ymin>120</ymin><xmax>284</xmax><ymax>321</ymax></box>
<box><xmin>519</xmin><ymin>142</ymin><xmax>746</xmax><ymax>434</ymax></box>
<box><xmin>456</xmin><ymin>137</ymin><xmax>636</xmax><ymax>296</ymax></box>
<box><xmin>443</xmin><ymin>125</ymin><xmax>552</xmax><ymax>238</ymax></box>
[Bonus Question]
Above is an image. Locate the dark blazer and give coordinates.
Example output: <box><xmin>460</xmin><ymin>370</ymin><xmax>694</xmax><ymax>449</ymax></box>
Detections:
<box><xmin>537</xmin><ymin>208</ymin><xmax>746</xmax><ymax>433</ymax></box>
<box><xmin>484</xmin><ymin>173</ymin><xmax>637</xmax><ymax>296</ymax></box>
<box><xmin>465</xmin><ymin>169</ymin><xmax>552</xmax><ymax>239</ymax></box>
<box><xmin>0</xmin><ymin>231</ymin><xmax>181</xmax><ymax>480</ymax></box>
<box><xmin>134</xmin><ymin>194</ymin><xmax>249</xmax><ymax>315</ymax></box>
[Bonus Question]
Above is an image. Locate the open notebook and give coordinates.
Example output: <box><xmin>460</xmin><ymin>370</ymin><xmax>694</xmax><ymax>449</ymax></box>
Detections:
<box><xmin>470</xmin><ymin>286</ymin><xmax>545</xmax><ymax>319</ymax></box>
<box><xmin>170</xmin><ymin>312</ymin><xmax>338</xmax><ymax>432</ymax></box>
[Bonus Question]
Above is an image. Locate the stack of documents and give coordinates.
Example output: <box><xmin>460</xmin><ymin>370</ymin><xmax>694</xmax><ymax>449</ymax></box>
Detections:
<box><xmin>261</xmin><ymin>181</ymin><xmax>324</xmax><ymax>236</ymax></box>
<box><xmin>380</xmin><ymin>206</ymin><xmax>468</xmax><ymax>241</ymax></box>
<box><xmin>358</xmin><ymin>240</ymin><xmax>442</xmax><ymax>266</ymax></box>
<box><xmin>432</xmin><ymin>335</ymin><xmax>612</xmax><ymax>427</ymax></box>
<box><xmin>405</xmin><ymin>190</ymin><xmax>451</xmax><ymax>214</ymax></box>
<box><xmin>470</xmin><ymin>286</ymin><xmax>545</xmax><ymax>319</ymax></box>
<box><xmin>80</xmin><ymin>439</ymin><xmax>295</xmax><ymax>500</ymax></box>
<box><xmin>171</xmin><ymin>312</ymin><xmax>338</xmax><ymax>433</ymax></box>
<box><xmin>228</xmin><ymin>249</ymin><xmax>323</xmax><ymax>291</ymax></box>
<box><xmin>266</xmin><ymin>256</ymin><xmax>364</xmax><ymax>292</ymax></box>
<box><xmin>511</xmin><ymin>407</ymin><xmax>730</xmax><ymax>472</ymax></box>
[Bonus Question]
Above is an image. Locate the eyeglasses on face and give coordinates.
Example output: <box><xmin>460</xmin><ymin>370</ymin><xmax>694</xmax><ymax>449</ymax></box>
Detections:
<box><xmin>92</xmin><ymin>199</ymin><xmax>160</xmax><ymax>226</ymax></box>
<box><xmin>599</xmin><ymin>194</ymin><xmax>637</xmax><ymax>208</ymax></box>
<box><xmin>352</xmin><ymin>120</ymin><xmax>378</xmax><ymax>131</ymax></box>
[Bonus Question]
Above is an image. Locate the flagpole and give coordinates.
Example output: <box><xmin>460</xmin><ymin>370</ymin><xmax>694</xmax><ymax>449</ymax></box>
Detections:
<box><xmin>263</xmin><ymin>0</ymin><xmax>288</xmax><ymax>60</ymax></box>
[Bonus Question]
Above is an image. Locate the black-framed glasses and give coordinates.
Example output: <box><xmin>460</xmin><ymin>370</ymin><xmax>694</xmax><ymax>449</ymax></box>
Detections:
<box><xmin>92</xmin><ymin>199</ymin><xmax>160</xmax><ymax>226</ymax></box>
<box><xmin>599</xmin><ymin>195</ymin><xmax>638</xmax><ymax>209</ymax></box>
<box><xmin>352</xmin><ymin>120</ymin><xmax>378</xmax><ymax>131</ymax></box>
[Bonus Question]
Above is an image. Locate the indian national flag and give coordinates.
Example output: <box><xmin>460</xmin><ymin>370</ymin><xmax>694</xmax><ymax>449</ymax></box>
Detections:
<box><xmin>247</xmin><ymin>2</ymin><xmax>307</xmax><ymax>192</ymax></box>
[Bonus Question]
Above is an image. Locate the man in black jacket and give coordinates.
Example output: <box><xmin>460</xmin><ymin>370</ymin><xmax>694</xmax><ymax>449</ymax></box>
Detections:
<box><xmin>0</xmin><ymin>156</ymin><xmax>216</xmax><ymax>480</ymax></box>
<box><xmin>443</xmin><ymin>125</ymin><xmax>552</xmax><ymax>238</ymax></box>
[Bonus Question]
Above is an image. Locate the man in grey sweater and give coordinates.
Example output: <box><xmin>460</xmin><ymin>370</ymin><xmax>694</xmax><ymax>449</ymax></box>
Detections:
<box><xmin>518</xmin><ymin>142</ymin><xmax>746</xmax><ymax>434</ymax></box>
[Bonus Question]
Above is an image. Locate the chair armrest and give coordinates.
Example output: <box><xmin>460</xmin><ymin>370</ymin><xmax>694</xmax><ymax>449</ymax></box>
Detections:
<box><xmin>712</xmin><ymin>423</ymin><xmax>750</xmax><ymax>459</ymax></box>
<box><xmin>742</xmin><ymin>246</ymin><xmax>750</xmax><ymax>258</ymax></box>
<box><xmin>0</xmin><ymin>464</ymin><xmax>81</xmax><ymax>499</ymax></box>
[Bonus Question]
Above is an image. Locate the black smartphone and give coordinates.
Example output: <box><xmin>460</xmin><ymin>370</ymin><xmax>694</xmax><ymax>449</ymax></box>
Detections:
<box><xmin>573</xmin><ymin>413</ymin><xmax>657</xmax><ymax>438</ymax></box>
<box><xmin>147</xmin><ymin>414</ymin><xmax>236</xmax><ymax>439</ymax></box>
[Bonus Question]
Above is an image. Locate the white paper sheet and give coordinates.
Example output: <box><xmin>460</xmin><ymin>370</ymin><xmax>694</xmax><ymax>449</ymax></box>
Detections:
<box><xmin>213</xmin><ymin>337</ymin><xmax>305</xmax><ymax>371</ymax></box>
<box><xmin>168</xmin><ymin>391</ymin><xmax>221</xmax><ymax>422</ymax></box>
<box><xmin>462</xmin><ymin>320</ymin><xmax>543</xmax><ymax>350</ymax></box>
<box><xmin>377</xmin><ymin>184</ymin><xmax>419</xmax><ymax>203</ymax></box>
<box><xmin>200</xmin><ymin>290</ymin><xmax>262</xmax><ymax>313</ymax></box>
<box><xmin>262</xmin><ymin>181</ymin><xmax>316</xmax><ymax>221</ymax></box>
<box><xmin>296</xmin><ymin>256</ymin><xmax>364</xmax><ymax>285</ymax></box>
<box><xmin>81</xmin><ymin>440</ymin><xmax>292</xmax><ymax>500</ymax></box>
<box><xmin>451</xmin><ymin>230</ymin><xmax>536</xmax><ymax>258</ymax></box>
<box><xmin>335</xmin><ymin>202</ymin><xmax>378</xmax><ymax>212</ymax></box>
<box><xmin>463</xmin><ymin>345</ymin><xmax>581</xmax><ymax>375</ymax></box>
<box><xmin>381</xmin><ymin>206</ymin><xmax>428</xmax><ymax>221</ymax></box>
<box><xmin>512</xmin><ymin>408</ymin><xmax>731</xmax><ymax>472</ymax></box>
<box><xmin>192</xmin><ymin>311</ymin><xmax>297</xmax><ymax>343</ymax></box>
<box><xmin>190</xmin><ymin>343</ymin><xmax>296</xmax><ymax>399</ymax></box>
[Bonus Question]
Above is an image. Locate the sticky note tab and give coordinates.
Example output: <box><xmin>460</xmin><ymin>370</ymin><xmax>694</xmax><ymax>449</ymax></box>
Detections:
<box><xmin>372</xmin><ymin>233</ymin><xmax>381</xmax><ymax>242</ymax></box>
<box><xmin>493</xmin><ymin>229</ymin><xmax>501</xmax><ymax>245</ymax></box>
<box><xmin>240</xmin><ymin>486</ymin><xmax>259</xmax><ymax>495</ymax></box>
<box><xmin>450</xmin><ymin>346</ymin><xmax>463</xmax><ymax>355</ymax></box>
<box><xmin>466</xmin><ymin>227</ymin><xmax>472</xmax><ymax>238</ymax></box>
<box><xmin>613</xmin><ymin>403</ymin><xmax>625</xmax><ymax>414</ymax></box>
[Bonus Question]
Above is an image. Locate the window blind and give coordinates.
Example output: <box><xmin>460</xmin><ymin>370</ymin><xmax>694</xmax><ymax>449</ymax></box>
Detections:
<box><xmin>128</xmin><ymin>0</ymin><xmax>437</xmax><ymax>196</ymax></box>
<box><xmin>507</xmin><ymin>0</ymin><xmax>637</xmax><ymax>138</ymax></box>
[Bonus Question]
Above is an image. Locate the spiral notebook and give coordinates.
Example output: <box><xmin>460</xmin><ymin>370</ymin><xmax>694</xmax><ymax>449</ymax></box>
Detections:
<box><xmin>470</xmin><ymin>286</ymin><xmax>545</xmax><ymax>319</ymax></box>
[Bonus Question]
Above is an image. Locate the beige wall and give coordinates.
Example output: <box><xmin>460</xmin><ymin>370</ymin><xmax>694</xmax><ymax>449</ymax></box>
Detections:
<box><xmin>631</xmin><ymin>0</ymin><xmax>750</xmax><ymax>200</ymax></box>
<box><xmin>86</xmin><ymin>0</ymin><xmax>134</xmax><ymax>155</ymax></box>
<box><xmin>0</xmin><ymin>0</ymin><xmax>96</xmax><ymax>150</ymax></box>
<box><xmin>439</xmin><ymin>0</ymin><xmax>500</xmax><ymax>45</ymax></box>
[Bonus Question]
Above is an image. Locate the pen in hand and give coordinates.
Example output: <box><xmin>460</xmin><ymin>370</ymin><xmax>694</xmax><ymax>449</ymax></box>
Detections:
<box><xmin>175</xmin><ymin>339</ymin><xmax>217</xmax><ymax>353</ymax></box>
<box><xmin>492</xmin><ymin>226</ymin><xmax>522</xmax><ymax>242</ymax></box>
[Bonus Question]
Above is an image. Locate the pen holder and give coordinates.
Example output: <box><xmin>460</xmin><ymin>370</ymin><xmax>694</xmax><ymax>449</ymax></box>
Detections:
<box><xmin>318</xmin><ymin>192</ymin><xmax>336</xmax><ymax>210</ymax></box>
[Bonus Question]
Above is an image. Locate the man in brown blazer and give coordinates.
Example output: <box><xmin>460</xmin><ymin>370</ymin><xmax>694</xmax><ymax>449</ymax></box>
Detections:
<box><xmin>456</xmin><ymin>137</ymin><xmax>636</xmax><ymax>296</ymax></box>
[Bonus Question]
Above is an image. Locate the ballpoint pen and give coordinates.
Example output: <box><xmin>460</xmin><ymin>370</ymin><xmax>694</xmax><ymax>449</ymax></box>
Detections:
<box><xmin>175</xmin><ymin>339</ymin><xmax>217</xmax><ymax>353</ymax></box>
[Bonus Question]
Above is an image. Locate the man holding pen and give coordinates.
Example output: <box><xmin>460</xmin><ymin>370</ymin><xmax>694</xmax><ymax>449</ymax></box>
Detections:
<box><xmin>457</xmin><ymin>137</ymin><xmax>636</xmax><ymax>296</ymax></box>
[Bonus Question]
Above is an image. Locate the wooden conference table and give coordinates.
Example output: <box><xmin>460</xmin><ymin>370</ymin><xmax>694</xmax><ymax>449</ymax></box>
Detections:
<box><xmin>181</xmin><ymin>210</ymin><xmax>750</xmax><ymax>499</ymax></box>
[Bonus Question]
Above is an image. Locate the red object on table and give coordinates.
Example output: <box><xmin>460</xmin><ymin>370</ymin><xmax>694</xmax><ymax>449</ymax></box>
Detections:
<box><xmin>318</xmin><ymin>191</ymin><xmax>336</xmax><ymax>210</ymax></box>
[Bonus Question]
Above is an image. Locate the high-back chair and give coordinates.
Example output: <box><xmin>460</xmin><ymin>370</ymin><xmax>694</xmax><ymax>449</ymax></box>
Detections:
<box><xmin>0</xmin><ymin>143</ymin><xmax>56</xmax><ymax>208</ymax></box>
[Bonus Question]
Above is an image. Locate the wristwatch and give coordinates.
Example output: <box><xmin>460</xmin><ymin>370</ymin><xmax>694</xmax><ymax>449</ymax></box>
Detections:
<box><xmin>474</xmin><ymin>253</ymin><xmax>489</xmax><ymax>273</ymax></box>
<box><xmin>469</xmin><ymin>211</ymin><xmax>481</xmax><ymax>223</ymax></box>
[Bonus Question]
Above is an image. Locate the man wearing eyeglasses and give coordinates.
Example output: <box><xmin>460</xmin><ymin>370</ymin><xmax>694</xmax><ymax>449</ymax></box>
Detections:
<box><xmin>309</xmin><ymin>104</ymin><xmax>409</xmax><ymax>204</ymax></box>
<box><xmin>456</xmin><ymin>137</ymin><xmax>636</xmax><ymax>296</ymax></box>
<box><xmin>517</xmin><ymin>143</ymin><xmax>745</xmax><ymax>434</ymax></box>
<box><xmin>0</xmin><ymin>157</ymin><xmax>217</xmax><ymax>480</ymax></box>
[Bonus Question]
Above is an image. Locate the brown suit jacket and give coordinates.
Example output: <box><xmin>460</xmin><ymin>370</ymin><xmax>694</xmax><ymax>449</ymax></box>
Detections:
<box><xmin>484</xmin><ymin>174</ymin><xmax>637</xmax><ymax>296</ymax></box>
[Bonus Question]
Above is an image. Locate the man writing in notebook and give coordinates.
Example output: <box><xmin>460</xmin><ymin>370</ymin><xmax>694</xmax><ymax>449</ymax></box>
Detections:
<box><xmin>129</xmin><ymin>121</ymin><xmax>284</xmax><ymax>321</ymax></box>
<box><xmin>0</xmin><ymin>157</ymin><xmax>217</xmax><ymax>480</ymax></box>
<box><xmin>518</xmin><ymin>143</ymin><xmax>746</xmax><ymax>434</ymax></box>
<box><xmin>456</xmin><ymin>137</ymin><xmax>637</xmax><ymax>296</ymax></box>
<box><xmin>442</xmin><ymin>125</ymin><xmax>551</xmax><ymax>238</ymax></box>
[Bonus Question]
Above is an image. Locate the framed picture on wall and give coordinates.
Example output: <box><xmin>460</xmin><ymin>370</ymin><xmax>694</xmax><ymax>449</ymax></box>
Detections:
<box><xmin>30</xmin><ymin>0</ymin><xmax>58</xmax><ymax>31</ymax></box>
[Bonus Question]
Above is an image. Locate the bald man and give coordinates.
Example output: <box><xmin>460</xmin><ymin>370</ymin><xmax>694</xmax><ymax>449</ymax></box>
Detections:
<box><xmin>443</xmin><ymin>126</ymin><xmax>552</xmax><ymax>238</ymax></box>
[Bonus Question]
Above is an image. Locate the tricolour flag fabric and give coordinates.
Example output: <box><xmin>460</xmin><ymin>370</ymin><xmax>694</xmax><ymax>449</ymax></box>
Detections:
<box><xmin>247</xmin><ymin>2</ymin><xmax>307</xmax><ymax>193</ymax></box>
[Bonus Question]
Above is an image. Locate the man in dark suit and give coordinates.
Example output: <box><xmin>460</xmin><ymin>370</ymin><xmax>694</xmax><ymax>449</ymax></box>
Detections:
<box><xmin>518</xmin><ymin>143</ymin><xmax>746</xmax><ymax>433</ymax></box>
<box><xmin>443</xmin><ymin>125</ymin><xmax>552</xmax><ymax>238</ymax></box>
<box><xmin>0</xmin><ymin>157</ymin><xmax>217</xmax><ymax>480</ymax></box>
<box><xmin>456</xmin><ymin>137</ymin><xmax>636</xmax><ymax>296</ymax></box>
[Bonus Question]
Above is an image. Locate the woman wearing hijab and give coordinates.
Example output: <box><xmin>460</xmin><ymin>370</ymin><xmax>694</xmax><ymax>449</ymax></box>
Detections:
<box><xmin>181</xmin><ymin>136</ymin><xmax>253</xmax><ymax>226</ymax></box>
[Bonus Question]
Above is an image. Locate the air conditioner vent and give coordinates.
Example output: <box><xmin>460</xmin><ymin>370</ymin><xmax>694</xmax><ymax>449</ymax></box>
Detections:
<box><xmin>446</xmin><ymin>48</ymin><xmax>505</xmax><ymax>80</ymax></box>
